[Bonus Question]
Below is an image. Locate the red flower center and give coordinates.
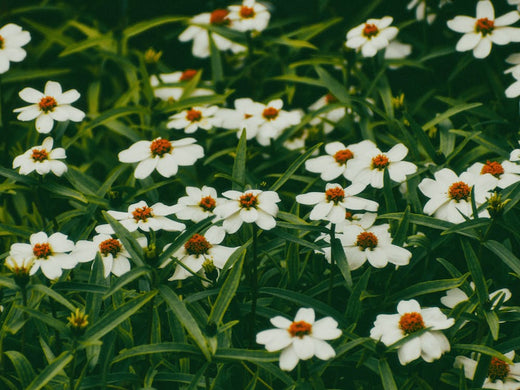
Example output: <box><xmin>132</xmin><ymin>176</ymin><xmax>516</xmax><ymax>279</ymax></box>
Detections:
<box><xmin>481</xmin><ymin>161</ymin><xmax>504</xmax><ymax>178</ymax></box>
<box><xmin>31</xmin><ymin>148</ymin><xmax>49</xmax><ymax>162</ymax></box>
<box><xmin>399</xmin><ymin>312</ymin><xmax>425</xmax><ymax>334</ymax></box>
<box><xmin>476</xmin><ymin>18</ymin><xmax>494</xmax><ymax>36</ymax></box>
<box><xmin>356</xmin><ymin>232</ymin><xmax>378</xmax><ymax>250</ymax></box>
<box><xmin>184</xmin><ymin>234</ymin><xmax>212</xmax><ymax>256</ymax></box>
<box><xmin>262</xmin><ymin>107</ymin><xmax>279</xmax><ymax>120</ymax></box>
<box><xmin>488</xmin><ymin>357</ymin><xmax>510</xmax><ymax>382</ymax></box>
<box><xmin>99</xmin><ymin>238</ymin><xmax>122</xmax><ymax>257</ymax></box>
<box><xmin>180</xmin><ymin>69</ymin><xmax>197</xmax><ymax>81</ymax></box>
<box><xmin>325</xmin><ymin>93</ymin><xmax>338</xmax><ymax>104</ymax></box>
<box><xmin>39</xmin><ymin>96</ymin><xmax>58</xmax><ymax>113</ymax></box>
<box><xmin>210</xmin><ymin>9</ymin><xmax>230</xmax><ymax>25</ymax></box>
<box><xmin>448</xmin><ymin>181</ymin><xmax>471</xmax><ymax>201</ymax></box>
<box><xmin>240</xmin><ymin>5</ymin><xmax>255</xmax><ymax>18</ymax></box>
<box><xmin>345</xmin><ymin>211</ymin><xmax>353</xmax><ymax>220</ymax></box>
<box><xmin>325</xmin><ymin>187</ymin><xmax>345</xmax><ymax>204</ymax></box>
<box><xmin>239</xmin><ymin>193</ymin><xmax>258</xmax><ymax>209</ymax></box>
<box><xmin>186</xmin><ymin>109</ymin><xmax>202</xmax><ymax>122</ymax></box>
<box><xmin>363</xmin><ymin>23</ymin><xmax>379</xmax><ymax>38</ymax></box>
<box><xmin>371</xmin><ymin>154</ymin><xmax>389</xmax><ymax>170</ymax></box>
<box><xmin>132</xmin><ymin>206</ymin><xmax>153</xmax><ymax>221</ymax></box>
<box><xmin>199</xmin><ymin>196</ymin><xmax>216</xmax><ymax>212</ymax></box>
<box><xmin>150</xmin><ymin>138</ymin><xmax>172</xmax><ymax>157</ymax></box>
<box><xmin>334</xmin><ymin>149</ymin><xmax>354</xmax><ymax>165</ymax></box>
<box><xmin>288</xmin><ymin>320</ymin><xmax>312</xmax><ymax>338</ymax></box>
<box><xmin>33</xmin><ymin>243</ymin><xmax>52</xmax><ymax>259</ymax></box>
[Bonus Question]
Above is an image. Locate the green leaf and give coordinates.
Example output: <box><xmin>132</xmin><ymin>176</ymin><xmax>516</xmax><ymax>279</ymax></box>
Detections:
<box><xmin>483</xmin><ymin>240</ymin><xmax>520</xmax><ymax>276</ymax></box>
<box><xmin>102</xmin><ymin>211</ymin><xmax>145</xmax><ymax>267</ymax></box>
<box><xmin>2</xmin><ymin>69</ymin><xmax>71</xmax><ymax>83</ymax></box>
<box><xmin>379</xmin><ymin>212</ymin><xmax>454</xmax><ymax>231</ymax></box>
<box><xmin>268</xmin><ymin>37</ymin><xmax>317</xmax><ymax>50</ymax></box>
<box><xmin>314</xmin><ymin>66</ymin><xmax>350</xmax><ymax>104</ymax></box>
<box><xmin>4</xmin><ymin>351</ymin><xmax>35</xmax><ymax>389</ymax></box>
<box><xmin>25</xmin><ymin>351</ymin><xmax>73</xmax><ymax>390</ymax></box>
<box><xmin>29</xmin><ymin>284</ymin><xmax>76</xmax><ymax>311</ymax></box>
<box><xmin>331</xmin><ymin>237</ymin><xmax>352</xmax><ymax>288</ymax></box>
<box><xmin>378</xmin><ymin>358</ymin><xmax>398</xmax><ymax>390</ymax></box>
<box><xmin>208</xmin><ymin>33</ymin><xmax>224</xmax><ymax>87</ymax></box>
<box><xmin>102</xmin><ymin>266</ymin><xmax>151</xmax><ymax>300</ymax></box>
<box><xmin>112</xmin><ymin>343</ymin><xmax>200</xmax><ymax>364</ymax></box>
<box><xmin>392</xmin><ymin>206</ymin><xmax>410</xmax><ymax>247</ymax></box>
<box><xmin>391</xmin><ymin>274</ymin><xmax>468</xmax><ymax>301</ymax></box>
<box><xmin>422</xmin><ymin>102</ymin><xmax>482</xmax><ymax>131</ymax></box>
<box><xmin>452</xmin><ymin>344</ymin><xmax>512</xmax><ymax>363</ymax></box>
<box><xmin>460</xmin><ymin>239</ymin><xmax>488</xmax><ymax>306</ymax></box>
<box><xmin>17</xmin><ymin>306</ymin><xmax>69</xmax><ymax>334</ymax></box>
<box><xmin>123</xmin><ymin>16</ymin><xmax>186</xmax><ymax>39</ymax></box>
<box><xmin>404</xmin><ymin>113</ymin><xmax>439</xmax><ymax>163</ymax></box>
<box><xmin>59</xmin><ymin>35</ymin><xmax>114</xmax><ymax>57</ymax></box>
<box><xmin>270</xmin><ymin>74</ymin><xmax>325</xmax><ymax>88</ymax></box>
<box><xmin>232</xmin><ymin>130</ymin><xmax>247</xmax><ymax>190</ymax></box>
<box><xmin>345</xmin><ymin>268</ymin><xmax>370</xmax><ymax>324</ymax></box>
<box><xmin>213</xmin><ymin>349</ymin><xmax>279</xmax><ymax>363</ymax></box>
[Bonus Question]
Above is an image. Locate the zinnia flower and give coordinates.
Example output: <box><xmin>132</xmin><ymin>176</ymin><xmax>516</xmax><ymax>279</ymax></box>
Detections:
<box><xmin>173</xmin><ymin>186</ymin><xmax>222</xmax><ymax>222</ymax></box>
<box><xmin>346</xmin><ymin>16</ymin><xmax>399</xmax><ymax>57</ymax></box>
<box><xmin>12</xmin><ymin>137</ymin><xmax>67</xmax><ymax>176</ymax></box>
<box><xmin>0</xmin><ymin>23</ymin><xmax>31</xmax><ymax>74</ymax></box>
<box><xmin>228</xmin><ymin>0</ymin><xmax>270</xmax><ymax>32</ymax></box>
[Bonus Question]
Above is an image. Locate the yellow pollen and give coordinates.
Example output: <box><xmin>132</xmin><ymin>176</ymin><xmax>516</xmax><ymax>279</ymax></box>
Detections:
<box><xmin>334</xmin><ymin>149</ymin><xmax>354</xmax><ymax>165</ymax></box>
<box><xmin>186</xmin><ymin>109</ymin><xmax>202</xmax><ymax>122</ymax></box>
<box><xmin>199</xmin><ymin>196</ymin><xmax>216</xmax><ymax>212</ymax></box>
<box><xmin>99</xmin><ymin>238</ymin><xmax>122</xmax><ymax>257</ymax></box>
<box><xmin>39</xmin><ymin>96</ymin><xmax>58</xmax><ymax>113</ymax></box>
<box><xmin>325</xmin><ymin>187</ymin><xmax>345</xmax><ymax>204</ymax></box>
<box><xmin>288</xmin><ymin>321</ymin><xmax>312</xmax><ymax>338</ymax></box>
<box><xmin>132</xmin><ymin>206</ymin><xmax>153</xmax><ymax>221</ymax></box>
<box><xmin>363</xmin><ymin>23</ymin><xmax>379</xmax><ymax>38</ymax></box>
<box><xmin>31</xmin><ymin>148</ymin><xmax>49</xmax><ymax>162</ymax></box>
<box><xmin>184</xmin><ymin>234</ymin><xmax>212</xmax><ymax>256</ymax></box>
<box><xmin>150</xmin><ymin>138</ymin><xmax>172</xmax><ymax>157</ymax></box>
<box><xmin>481</xmin><ymin>161</ymin><xmax>504</xmax><ymax>178</ymax></box>
<box><xmin>371</xmin><ymin>154</ymin><xmax>389</xmax><ymax>170</ymax></box>
<box><xmin>239</xmin><ymin>193</ymin><xmax>259</xmax><ymax>209</ymax></box>
<box><xmin>448</xmin><ymin>181</ymin><xmax>471</xmax><ymax>202</ymax></box>
<box><xmin>356</xmin><ymin>232</ymin><xmax>378</xmax><ymax>250</ymax></box>
<box><xmin>399</xmin><ymin>312</ymin><xmax>425</xmax><ymax>334</ymax></box>
<box><xmin>33</xmin><ymin>243</ymin><xmax>52</xmax><ymax>259</ymax></box>
<box><xmin>262</xmin><ymin>107</ymin><xmax>279</xmax><ymax>120</ymax></box>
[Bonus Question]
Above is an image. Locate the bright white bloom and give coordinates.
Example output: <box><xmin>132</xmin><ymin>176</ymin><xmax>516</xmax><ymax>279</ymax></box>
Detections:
<box><xmin>14</xmin><ymin>81</ymin><xmax>85</xmax><ymax>133</ymax></box>
<box><xmin>95</xmin><ymin>200</ymin><xmax>185</xmax><ymax>234</ymax></box>
<box><xmin>511</xmin><ymin>142</ymin><xmax>520</xmax><ymax>161</ymax></box>
<box><xmin>418</xmin><ymin>168</ymin><xmax>496</xmax><ymax>223</ymax></box>
<box><xmin>228</xmin><ymin>0</ymin><xmax>270</xmax><ymax>32</ymax></box>
<box><xmin>455</xmin><ymin>351</ymin><xmax>520</xmax><ymax>389</ymax></box>
<box><xmin>215</xmin><ymin>98</ymin><xmax>266</xmax><ymax>139</ymax></box>
<box><xmin>166</xmin><ymin>106</ymin><xmax>220</xmax><ymax>133</ymax></box>
<box><xmin>256</xmin><ymin>308</ymin><xmax>342</xmax><ymax>371</ymax></box>
<box><xmin>447</xmin><ymin>1</ymin><xmax>520</xmax><ymax>59</ymax></box>
<box><xmin>441</xmin><ymin>282</ymin><xmax>511</xmax><ymax>309</ymax></box>
<box><xmin>213</xmin><ymin>189</ymin><xmax>280</xmax><ymax>233</ymax></box>
<box><xmin>161</xmin><ymin>226</ymin><xmax>238</xmax><ymax>281</ymax></box>
<box><xmin>384</xmin><ymin>40</ymin><xmax>412</xmax><ymax>61</ymax></box>
<box><xmin>0</xmin><ymin>23</ymin><xmax>30</xmax><ymax>74</ymax></box>
<box><xmin>370</xmin><ymin>299</ymin><xmax>454</xmax><ymax>365</ymax></box>
<box><xmin>466</xmin><ymin>160</ymin><xmax>520</xmax><ymax>189</ymax></box>
<box><xmin>308</xmin><ymin>94</ymin><xmax>346</xmax><ymax>134</ymax></box>
<box><xmin>9</xmin><ymin>232</ymin><xmax>76</xmax><ymax>280</ymax></box>
<box><xmin>118</xmin><ymin>137</ymin><xmax>204</xmax><ymax>179</ymax></box>
<box><xmin>506</xmin><ymin>70</ymin><xmax>520</xmax><ymax>98</ymax></box>
<box><xmin>12</xmin><ymin>137</ymin><xmax>67</xmax><ymax>176</ymax></box>
<box><xmin>305</xmin><ymin>140</ymin><xmax>377</xmax><ymax>181</ymax></box>
<box><xmin>316</xmin><ymin>212</ymin><xmax>377</xmax><ymax>246</ymax></box>
<box><xmin>296</xmin><ymin>183</ymin><xmax>379</xmax><ymax>225</ymax></box>
<box><xmin>150</xmin><ymin>70</ymin><xmax>213</xmax><ymax>101</ymax></box>
<box><xmin>174</xmin><ymin>186</ymin><xmax>222</xmax><ymax>222</ymax></box>
<box><xmin>346</xmin><ymin>16</ymin><xmax>399</xmax><ymax>57</ymax></box>
<box><xmin>179</xmin><ymin>9</ymin><xmax>246</xmax><ymax>58</ymax></box>
<box><xmin>346</xmin><ymin>143</ymin><xmax>417</xmax><ymax>189</ymax></box>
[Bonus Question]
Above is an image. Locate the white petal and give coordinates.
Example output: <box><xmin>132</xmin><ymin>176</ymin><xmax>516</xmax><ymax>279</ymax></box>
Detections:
<box><xmin>293</xmin><ymin>336</ymin><xmax>314</xmax><ymax>360</ymax></box>
<box><xmin>19</xmin><ymin>87</ymin><xmax>44</xmax><ymax>103</ymax></box>
<box><xmin>473</xmin><ymin>37</ymin><xmax>492</xmax><ymax>58</ymax></box>
<box><xmin>35</xmin><ymin>114</ymin><xmax>54</xmax><ymax>133</ymax></box>
<box><xmin>279</xmin><ymin>345</ymin><xmax>299</xmax><ymax>371</ymax></box>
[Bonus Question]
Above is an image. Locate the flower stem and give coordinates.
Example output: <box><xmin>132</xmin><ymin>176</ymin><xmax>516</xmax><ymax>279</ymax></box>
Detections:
<box><xmin>328</xmin><ymin>224</ymin><xmax>336</xmax><ymax>306</ymax></box>
<box><xmin>249</xmin><ymin>224</ymin><xmax>259</xmax><ymax>347</ymax></box>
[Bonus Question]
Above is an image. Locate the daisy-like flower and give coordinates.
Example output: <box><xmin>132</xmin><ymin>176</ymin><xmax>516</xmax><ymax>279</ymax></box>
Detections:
<box><xmin>506</xmin><ymin>69</ymin><xmax>520</xmax><ymax>98</ymax></box>
<box><xmin>150</xmin><ymin>70</ymin><xmax>213</xmax><ymax>102</ymax></box>
<box><xmin>296</xmin><ymin>183</ymin><xmax>379</xmax><ymax>225</ymax></box>
<box><xmin>179</xmin><ymin>9</ymin><xmax>246</xmax><ymax>58</ymax></box>
<box><xmin>370</xmin><ymin>299</ymin><xmax>455</xmax><ymax>365</ymax></box>
<box><xmin>118</xmin><ymin>137</ymin><xmax>204</xmax><ymax>179</ymax></box>
<box><xmin>228</xmin><ymin>0</ymin><xmax>270</xmax><ymax>32</ymax></box>
<box><xmin>447</xmin><ymin>1</ymin><xmax>520</xmax><ymax>59</ymax></box>
<box><xmin>384</xmin><ymin>40</ymin><xmax>413</xmax><ymax>61</ymax></box>
<box><xmin>5</xmin><ymin>256</ymin><xmax>34</xmax><ymax>278</ymax></box>
<box><xmin>441</xmin><ymin>282</ymin><xmax>511</xmax><ymax>310</ymax></box>
<box><xmin>14</xmin><ymin>81</ymin><xmax>85</xmax><ymax>133</ymax></box>
<box><xmin>455</xmin><ymin>351</ymin><xmax>520</xmax><ymax>389</ymax></box>
<box><xmin>418</xmin><ymin>168</ymin><xmax>496</xmax><ymax>223</ymax></box>
<box><xmin>466</xmin><ymin>160</ymin><xmax>520</xmax><ymax>189</ymax></box>
<box><xmin>12</xmin><ymin>136</ymin><xmax>67</xmax><ymax>176</ymax></box>
<box><xmin>161</xmin><ymin>226</ymin><xmax>238</xmax><ymax>281</ymax></box>
<box><xmin>256</xmin><ymin>308</ymin><xmax>342</xmax><ymax>371</ymax></box>
<box><xmin>511</xmin><ymin>142</ymin><xmax>520</xmax><ymax>161</ymax></box>
<box><xmin>215</xmin><ymin>97</ymin><xmax>266</xmax><ymax>139</ymax></box>
<box><xmin>9</xmin><ymin>232</ymin><xmax>76</xmax><ymax>280</ymax></box>
<box><xmin>0</xmin><ymin>23</ymin><xmax>31</xmax><ymax>74</ymax></box>
<box><xmin>346</xmin><ymin>143</ymin><xmax>418</xmax><ymax>189</ymax></box>
<box><xmin>345</xmin><ymin>16</ymin><xmax>399</xmax><ymax>58</ymax></box>
<box><xmin>304</xmin><ymin>140</ymin><xmax>378</xmax><ymax>181</ymax></box>
<box><xmin>173</xmin><ymin>186</ymin><xmax>222</xmax><ymax>222</ymax></box>
<box><xmin>213</xmin><ymin>189</ymin><xmax>280</xmax><ymax>233</ymax></box>
<box><xmin>254</xmin><ymin>99</ymin><xmax>302</xmax><ymax>146</ymax></box>
<box><xmin>95</xmin><ymin>200</ymin><xmax>185</xmax><ymax>234</ymax></box>
<box><xmin>308</xmin><ymin>94</ymin><xmax>346</xmax><ymax>134</ymax></box>
<box><xmin>166</xmin><ymin>106</ymin><xmax>220</xmax><ymax>133</ymax></box>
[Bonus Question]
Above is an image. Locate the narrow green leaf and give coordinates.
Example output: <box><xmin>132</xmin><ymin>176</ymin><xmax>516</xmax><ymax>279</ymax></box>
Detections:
<box><xmin>17</xmin><ymin>306</ymin><xmax>69</xmax><ymax>334</ymax></box>
<box><xmin>404</xmin><ymin>113</ymin><xmax>439</xmax><ymax>163</ymax></box>
<box><xmin>123</xmin><ymin>16</ymin><xmax>186</xmax><ymax>39</ymax></box>
<box><xmin>29</xmin><ymin>284</ymin><xmax>76</xmax><ymax>311</ymax></box>
<box><xmin>213</xmin><ymin>349</ymin><xmax>278</xmax><ymax>363</ymax></box>
<box><xmin>453</xmin><ymin>344</ymin><xmax>512</xmax><ymax>363</ymax></box>
<box><xmin>232</xmin><ymin>130</ymin><xmax>247</xmax><ymax>190</ymax></box>
<box><xmin>59</xmin><ymin>35</ymin><xmax>114</xmax><ymax>57</ymax></box>
<box><xmin>422</xmin><ymin>102</ymin><xmax>482</xmax><ymax>131</ymax></box>
<box><xmin>102</xmin><ymin>211</ymin><xmax>145</xmax><ymax>267</ymax></box>
<box><xmin>331</xmin><ymin>237</ymin><xmax>352</xmax><ymax>288</ymax></box>
<box><xmin>270</xmin><ymin>74</ymin><xmax>325</xmax><ymax>87</ymax></box>
<box><xmin>483</xmin><ymin>240</ymin><xmax>520</xmax><ymax>276</ymax></box>
<box><xmin>208</xmin><ymin>33</ymin><xmax>224</xmax><ymax>87</ymax></box>
<box><xmin>391</xmin><ymin>274</ymin><xmax>468</xmax><ymax>301</ymax></box>
<box><xmin>268</xmin><ymin>37</ymin><xmax>317</xmax><ymax>50</ymax></box>
<box><xmin>345</xmin><ymin>268</ymin><xmax>370</xmax><ymax>324</ymax></box>
<box><xmin>25</xmin><ymin>351</ymin><xmax>73</xmax><ymax>390</ymax></box>
<box><xmin>314</xmin><ymin>66</ymin><xmax>350</xmax><ymax>103</ymax></box>
<box><xmin>112</xmin><ymin>343</ymin><xmax>200</xmax><ymax>364</ymax></box>
<box><xmin>4</xmin><ymin>351</ymin><xmax>35</xmax><ymax>389</ymax></box>
<box><xmin>2</xmin><ymin>69</ymin><xmax>71</xmax><ymax>83</ymax></box>
<box><xmin>102</xmin><ymin>266</ymin><xmax>151</xmax><ymax>300</ymax></box>
<box><xmin>378</xmin><ymin>358</ymin><xmax>398</xmax><ymax>390</ymax></box>
<box><xmin>460</xmin><ymin>239</ymin><xmax>488</xmax><ymax>305</ymax></box>
<box><xmin>392</xmin><ymin>206</ymin><xmax>410</xmax><ymax>247</ymax></box>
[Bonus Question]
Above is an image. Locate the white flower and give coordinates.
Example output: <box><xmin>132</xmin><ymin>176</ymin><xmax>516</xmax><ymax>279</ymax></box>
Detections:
<box><xmin>150</xmin><ymin>70</ymin><xmax>213</xmax><ymax>101</ymax></box>
<box><xmin>441</xmin><ymin>282</ymin><xmax>511</xmax><ymax>309</ymax></box>
<box><xmin>0</xmin><ymin>23</ymin><xmax>30</xmax><ymax>74</ymax></box>
<box><xmin>466</xmin><ymin>160</ymin><xmax>520</xmax><ymax>189</ymax></box>
<box><xmin>296</xmin><ymin>183</ymin><xmax>379</xmax><ymax>224</ymax></box>
<box><xmin>14</xmin><ymin>81</ymin><xmax>85</xmax><ymax>133</ymax></box>
<box><xmin>308</xmin><ymin>94</ymin><xmax>346</xmax><ymax>134</ymax></box>
<box><xmin>254</xmin><ymin>99</ymin><xmax>302</xmax><ymax>146</ymax></box>
<box><xmin>228</xmin><ymin>0</ymin><xmax>270</xmax><ymax>32</ymax></box>
<box><xmin>511</xmin><ymin>142</ymin><xmax>520</xmax><ymax>161</ymax></box>
<box><xmin>5</xmin><ymin>256</ymin><xmax>34</xmax><ymax>276</ymax></box>
<box><xmin>455</xmin><ymin>351</ymin><xmax>520</xmax><ymax>389</ymax></box>
<box><xmin>384</xmin><ymin>40</ymin><xmax>412</xmax><ymax>61</ymax></box>
<box><xmin>447</xmin><ymin>1</ymin><xmax>520</xmax><ymax>59</ymax></box>
<box><xmin>161</xmin><ymin>226</ymin><xmax>238</xmax><ymax>281</ymax></box>
<box><xmin>174</xmin><ymin>186</ymin><xmax>222</xmax><ymax>222</ymax></box>
<box><xmin>346</xmin><ymin>143</ymin><xmax>418</xmax><ymax>189</ymax></box>
<box><xmin>179</xmin><ymin>9</ymin><xmax>246</xmax><ymax>58</ymax></box>
<box><xmin>283</xmin><ymin>128</ymin><xmax>309</xmax><ymax>151</ymax></box>
<box><xmin>256</xmin><ymin>308</ymin><xmax>342</xmax><ymax>371</ymax></box>
<box><xmin>215</xmin><ymin>97</ymin><xmax>266</xmax><ymax>139</ymax></box>
<box><xmin>9</xmin><ymin>232</ymin><xmax>76</xmax><ymax>280</ymax></box>
<box><xmin>12</xmin><ymin>137</ymin><xmax>67</xmax><ymax>176</ymax></box>
<box><xmin>213</xmin><ymin>189</ymin><xmax>280</xmax><ymax>233</ymax></box>
<box><xmin>370</xmin><ymin>299</ymin><xmax>454</xmax><ymax>365</ymax></box>
<box><xmin>166</xmin><ymin>106</ymin><xmax>220</xmax><ymax>133</ymax></box>
<box><xmin>418</xmin><ymin>168</ymin><xmax>496</xmax><ymax>223</ymax></box>
<box><xmin>346</xmin><ymin>16</ymin><xmax>399</xmax><ymax>57</ymax></box>
<box><xmin>304</xmin><ymin>140</ymin><xmax>377</xmax><ymax>181</ymax></box>
<box><xmin>95</xmin><ymin>200</ymin><xmax>185</xmax><ymax>234</ymax></box>
<box><xmin>118</xmin><ymin>137</ymin><xmax>204</xmax><ymax>179</ymax></box>
<box><xmin>506</xmin><ymin>70</ymin><xmax>520</xmax><ymax>98</ymax></box>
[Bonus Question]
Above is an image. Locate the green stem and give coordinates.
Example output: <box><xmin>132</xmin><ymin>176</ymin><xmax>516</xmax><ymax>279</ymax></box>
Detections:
<box><xmin>69</xmin><ymin>343</ymin><xmax>78</xmax><ymax>390</ymax></box>
<box><xmin>249</xmin><ymin>224</ymin><xmax>259</xmax><ymax>347</ymax></box>
<box><xmin>327</xmin><ymin>224</ymin><xmax>336</xmax><ymax>306</ymax></box>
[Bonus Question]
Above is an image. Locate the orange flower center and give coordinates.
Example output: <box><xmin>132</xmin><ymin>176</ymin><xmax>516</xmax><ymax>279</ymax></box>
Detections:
<box><xmin>334</xmin><ymin>149</ymin><xmax>354</xmax><ymax>165</ymax></box>
<box><xmin>132</xmin><ymin>206</ymin><xmax>153</xmax><ymax>221</ymax></box>
<box><xmin>481</xmin><ymin>161</ymin><xmax>504</xmax><ymax>178</ymax></box>
<box><xmin>39</xmin><ymin>96</ymin><xmax>58</xmax><ymax>113</ymax></box>
<box><xmin>239</xmin><ymin>193</ymin><xmax>259</xmax><ymax>209</ymax></box>
<box><xmin>31</xmin><ymin>148</ymin><xmax>49</xmax><ymax>162</ymax></box>
<box><xmin>325</xmin><ymin>93</ymin><xmax>338</xmax><ymax>104</ymax></box>
<box><xmin>325</xmin><ymin>187</ymin><xmax>345</xmax><ymax>204</ymax></box>
<box><xmin>180</xmin><ymin>69</ymin><xmax>197</xmax><ymax>81</ymax></box>
<box><xmin>150</xmin><ymin>138</ymin><xmax>172</xmax><ymax>157</ymax></box>
<box><xmin>363</xmin><ymin>23</ymin><xmax>379</xmax><ymax>38</ymax></box>
<box><xmin>240</xmin><ymin>5</ymin><xmax>255</xmax><ymax>18</ymax></box>
<box><xmin>186</xmin><ymin>109</ymin><xmax>202</xmax><ymax>122</ymax></box>
<box><xmin>476</xmin><ymin>18</ymin><xmax>494</xmax><ymax>36</ymax></box>
<box><xmin>288</xmin><ymin>320</ymin><xmax>312</xmax><ymax>338</ymax></box>
<box><xmin>33</xmin><ymin>243</ymin><xmax>52</xmax><ymax>259</ymax></box>
<box><xmin>345</xmin><ymin>211</ymin><xmax>353</xmax><ymax>220</ymax></box>
<box><xmin>488</xmin><ymin>357</ymin><xmax>510</xmax><ymax>382</ymax></box>
<box><xmin>371</xmin><ymin>154</ymin><xmax>389</xmax><ymax>170</ymax></box>
<box><xmin>0</xmin><ymin>35</ymin><xmax>4</xmax><ymax>50</ymax></box>
<box><xmin>262</xmin><ymin>107</ymin><xmax>279</xmax><ymax>120</ymax></box>
<box><xmin>199</xmin><ymin>196</ymin><xmax>216</xmax><ymax>212</ymax></box>
<box><xmin>448</xmin><ymin>181</ymin><xmax>471</xmax><ymax>202</ymax></box>
<box><xmin>210</xmin><ymin>9</ymin><xmax>230</xmax><ymax>25</ymax></box>
<box><xmin>399</xmin><ymin>312</ymin><xmax>425</xmax><ymax>334</ymax></box>
<box><xmin>184</xmin><ymin>234</ymin><xmax>212</xmax><ymax>256</ymax></box>
<box><xmin>99</xmin><ymin>238</ymin><xmax>122</xmax><ymax>257</ymax></box>
<box><xmin>356</xmin><ymin>231</ymin><xmax>378</xmax><ymax>250</ymax></box>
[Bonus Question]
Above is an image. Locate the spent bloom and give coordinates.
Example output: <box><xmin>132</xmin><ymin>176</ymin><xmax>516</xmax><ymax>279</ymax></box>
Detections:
<box><xmin>150</xmin><ymin>70</ymin><xmax>212</xmax><ymax>101</ymax></box>
<box><xmin>14</xmin><ymin>81</ymin><xmax>85</xmax><ymax>133</ymax></box>
<box><xmin>0</xmin><ymin>23</ymin><xmax>31</xmax><ymax>74</ymax></box>
<box><xmin>256</xmin><ymin>308</ymin><xmax>342</xmax><ymax>371</ymax></box>
<box><xmin>228</xmin><ymin>0</ymin><xmax>270</xmax><ymax>32</ymax></box>
<box><xmin>308</xmin><ymin>93</ymin><xmax>346</xmax><ymax>134</ymax></box>
<box><xmin>166</xmin><ymin>106</ymin><xmax>220</xmax><ymax>133</ymax></box>
<box><xmin>12</xmin><ymin>136</ymin><xmax>67</xmax><ymax>177</ymax></box>
<box><xmin>346</xmin><ymin>16</ymin><xmax>399</xmax><ymax>57</ymax></box>
<box><xmin>370</xmin><ymin>299</ymin><xmax>454</xmax><ymax>365</ymax></box>
<box><xmin>173</xmin><ymin>186</ymin><xmax>222</xmax><ymax>222</ymax></box>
